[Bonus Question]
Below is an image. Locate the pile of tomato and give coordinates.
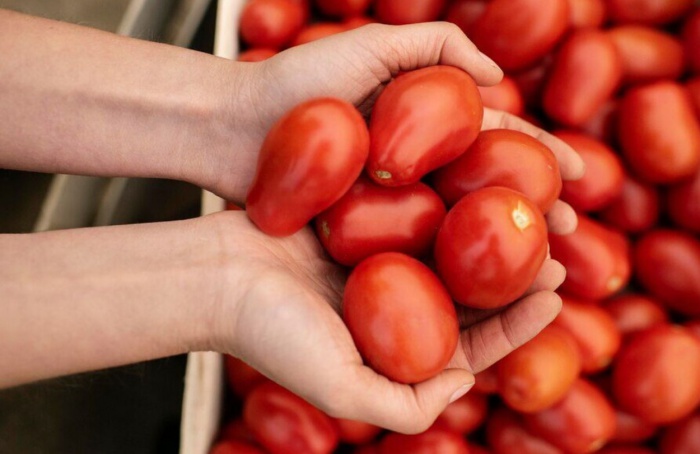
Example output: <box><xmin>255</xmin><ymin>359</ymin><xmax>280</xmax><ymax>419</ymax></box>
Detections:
<box><xmin>213</xmin><ymin>0</ymin><xmax>700</xmax><ymax>453</ymax></box>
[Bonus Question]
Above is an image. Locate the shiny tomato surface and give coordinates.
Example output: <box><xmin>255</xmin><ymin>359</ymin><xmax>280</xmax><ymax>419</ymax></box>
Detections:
<box><xmin>567</xmin><ymin>0</ymin><xmax>606</xmax><ymax>28</ymax></box>
<box><xmin>433</xmin><ymin>391</ymin><xmax>488</xmax><ymax>435</ymax></box>
<box><xmin>240</xmin><ymin>0</ymin><xmax>306</xmax><ymax>48</ymax></box>
<box><xmin>486</xmin><ymin>407</ymin><xmax>564</xmax><ymax>454</ymax></box>
<box><xmin>606</xmin><ymin>0</ymin><xmax>694</xmax><ymax>25</ymax></box>
<box><xmin>334</xmin><ymin>418</ymin><xmax>382</xmax><ymax>445</ymax></box>
<box><xmin>608</xmin><ymin>26</ymin><xmax>685</xmax><ymax>84</ymax></box>
<box><xmin>477</xmin><ymin>77</ymin><xmax>525</xmax><ymax>116</ymax></box>
<box><xmin>603</xmin><ymin>293</ymin><xmax>669</xmax><ymax>335</ymax></box>
<box><xmin>291</xmin><ymin>22</ymin><xmax>346</xmax><ymax>46</ymax></box>
<box><xmin>444</xmin><ymin>0</ymin><xmax>488</xmax><ymax>35</ymax></box>
<box><xmin>379</xmin><ymin>427</ymin><xmax>470</xmax><ymax>454</ymax></box>
<box><xmin>599</xmin><ymin>174</ymin><xmax>659</xmax><ymax>233</ymax></box>
<box><xmin>374</xmin><ymin>0</ymin><xmax>446</xmax><ymax>24</ymax></box>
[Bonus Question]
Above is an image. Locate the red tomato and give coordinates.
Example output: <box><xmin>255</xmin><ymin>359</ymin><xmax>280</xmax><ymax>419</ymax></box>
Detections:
<box><xmin>524</xmin><ymin>378</ymin><xmax>616</xmax><ymax>454</ymax></box>
<box><xmin>608</xmin><ymin>26</ymin><xmax>685</xmax><ymax>85</ymax></box>
<box><xmin>243</xmin><ymin>382</ymin><xmax>339</xmax><ymax>454</ymax></box>
<box><xmin>512</xmin><ymin>57</ymin><xmax>553</xmax><ymax>109</ymax></box>
<box><xmin>334</xmin><ymin>418</ymin><xmax>382</xmax><ymax>445</ymax></box>
<box><xmin>291</xmin><ymin>22</ymin><xmax>347</xmax><ymax>46</ymax></box>
<box><xmin>240</xmin><ymin>0</ymin><xmax>306</xmax><ymax>49</ymax></box>
<box><xmin>613</xmin><ymin>325</ymin><xmax>700</xmax><ymax>425</ymax></box>
<box><xmin>603</xmin><ymin>293</ymin><xmax>669</xmax><ymax>335</ymax></box>
<box><xmin>314</xmin><ymin>176</ymin><xmax>446</xmax><ymax>266</ymax></box>
<box><xmin>210</xmin><ymin>440</ymin><xmax>265</xmax><ymax>454</ymax></box>
<box><xmin>434</xmin><ymin>187</ymin><xmax>548</xmax><ymax>309</ymax></box>
<box><xmin>433</xmin><ymin>391</ymin><xmax>488</xmax><ymax>435</ymax></box>
<box><xmin>354</xmin><ymin>445</ymin><xmax>380</xmax><ymax>454</ymax></box>
<box><xmin>343</xmin><ymin>16</ymin><xmax>375</xmax><ymax>29</ymax></box>
<box><xmin>486</xmin><ymin>407</ymin><xmax>564</xmax><ymax>454</ymax></box>
<box><xmin>218</xmin><ymin>419</ymin><xmax>257</xmax><ymax>445</ymax></box>
<box><xmin>224</xmin><ymin>355</ymin><xmax>267</xmax><ymax>398</ymax></box>
<box><xmin>598</xmin><ymin>174</ymin><xmax>659</xmax><ymax>233</ymax></box>
<box><xmin>343</xmin><ymin>252</ymin><xmax>459</xmax><ymax>383</ymax></box>
<box><xmin>567</xmin><ymin>0</ymin><xmax>606</xmax><ymax>28</ymax></box>
<box><xmin>315</xmin><ymin>0</ymin><xmax>371</xmax><ymax>17</ymax></box>
<box><xmin>549</xmin><ymin>214</ymin><xmax>631</xmax><ymax>300</ymax></box>
<box><xmin>246</xmin><ymin>98</ymin><xmax>369</xmax><ymax>236</ymax></box>
<box><xmin>683</xmin><ymin>9</ymin><xmax>700</xmax><ymax>74</ymax></box>
<box><xmin>474</xmin><ymin>365</ymin><xmax>499</xmax><ymax>394</ymax></box>
<box><xmin>497</xmin><ymin>325</ymin><xmax>582</xmax><ymax>413</ymax></box>
<box><xmin>367</xmin><ymin>66</ymin><xmax>483</xmax><ymax>186</ymax></box>
<box><xmin>444</xmin><ymin>0</ymin><xmax>488</xmax><ymax>35</ymax></box>
<box><xmin>660</xmin><ymin>412</ymin><xmax>700</xmax><ymax>454</ymax></box>
<box><xmin>611</xmin><ymin>410</ymin><xmax>657</xmax><ymax>443</ymax></box>
<box><xmin>477</xmin><ymin>77</ymin><xmax>526</xmax><ymax>116</ymax></box>
<box><xmin>374</xmin><ymin>0</ymin><xmax>447</xmax><ymax>24</ymax></box>
<box><xmin>466</xmin><ymin>443</ymin><xmax>491</xmax><ymax>454</ymax></box>
<box><xmin>634</xmin><ymin>230</ymin><xmax>700</xmax><ymax>317</ymax></box>
<box><xmin>430</xmin><ymin>129</ymin><xmax>561</xmax><ymax>212</ymax></box>
<box><xmin>667</xmin><ymin>167</ymin><xmax>700</xmax><ymax>233</ymax></box>
<box><xmin>470</xmin><ymin>0</ymin><xmax>569</xmax><ymax>72</ymax></box>
<box><xmin>596</xmin><ymin>446</ymin><xmax>654</xmax><ymax>454</ymax></box>
<box><xmin>686</xmin><ymin>319</ymin><xmax>700</xmax><ymax>340</ymax></box>
<box><xmin>606</xmin><ymin>0</ymin><xmax>694</xmax><ymax>25</ymax></box>
<box><xmin>688</xmin><ymin>77</ymin><xmax>700</xmax><ymax>118</ymax></box>
<box><xmin>379</xmin><ymin>427</ymin><xmax>469</xmax><ymax>454</ymax></box>
<box><xmin>555</xmin><ymin>131</ymin><xmax>625</xmax><ymax>211</ymax></box>
<box><xmin>580</xmin><ymin>100</ymin><xmax>618</xmax><ymax>143</ymax></box>
<box><xmin>237</xmin><ymin>48</ymin><xmax>277</xmax><ymax>62</ymax></box>
<box><xmin>618</xmin><ymin>81</ymin><xmax>700</xmax><ymax>184</ymax></box>
<box><xmin>543</xmin><ymin>30</ymin><xmax>622</xmax><ymax>127</ymax></box>
<box><xmin>554</xmin><ymin>296</ymin><xmax>621</xmax><ymax>373</ymax></box>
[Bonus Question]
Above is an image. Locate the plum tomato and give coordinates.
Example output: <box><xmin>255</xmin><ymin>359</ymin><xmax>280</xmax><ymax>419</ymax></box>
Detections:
<box><xmin>433</xmin><ymin>391</ymin><xmax>488</xmax><ymax>435</ymax></box>
<box><xmin>474</xmin><ymin>365</ymin><xmax>499</xmax><ymax>394</ymax></box>
<box><xmin>314</xmin><ymin>176</ymin><xmax>446</xmax><ymax>267</ymax></box>
<box><xmin>611</xmin><ymin>410</ymin><xmax>658</xmax><ymax>443</ymax></box>
<box><xmin>342</xmin><ymin>252</ymin><xmax>459</xmax><ymax>384</ymax></box>
<box><xmin>477</xmin><ymin>77</ymin><xmax>525</xmax><ymax>116</ymax></box>
<box><xmin>210</xmin><ymin>440</ymin><xmax>265</xmax><ymax>454</ymax></box>
<box><xmin>603</xmin><ymin>293</ymin><xmax>669</xmax><ymax>335</ymax></box>
<box><xmin>374</xmin><ymin>0</ymin><xmax>447</xmax><ymax>24</ymax></box>
<box><xmin>660</xmin><ymin>412</ymin><xmax>700</xmax><ymax>454</ymax></box>
<box><xmin>667</xmin><ymin>167</ymin><xmax>700</xmax><ymax>233</ymax></box>
<box><xmin>444</xmin><ymin>0</ymin><xmax>488</xmax><ymax>35</ymax></box>
<box><xmin>434</xmin><ymin>187</ymin><xmax>548</xmax><ymax>309</ymax></box>
<box><xmin>606</xmin><ymin>0</ymin><xmax>694</xmax><ymax>25</ymax></box>
<box><xmin>367</xmin><ymin>65</ymin><xmax>483</xmax><ymax>186</ymax></box>
<box><xmin>240</xmin><ymin>0</ymin><xmax>306</xmax><ymax>49</ymax></box>
<box><xmin>218</xmin><ymin>419</ymin><xmax>257</xmax><ymax>445</ymax></box>
<box><xmin>486</xmin><ymin>407</ymin><xmax>564</xmax><ymax>454</ymax></box>
<box><xmin>315</xmin><ymin>0</ymin><xmax>371</xmax><ymax>17</ymax></box>
<box><xmin>596</xmin><ymin>446</ymin><xmax>654</xmax><ymax>454</ymax></box>
<box><xmin>237</xmin><ymin>48</ymin><xmax>277</xmax><ymax>62</ymax></box>
<box><xmin>566</xmin><ymin>0</ymin><xmax>606</xmax><ymax>28</ymax></box>
<box><xmin>598</xmin><ymin>174</ymin><xmax>660</xmax><ymax>233</ymax></box>
<box><xmin>224</xmin><ymin>355</ymin><xmax>268</xmax><ymax>398</ymax></box>
<box><xmin>684</xmin><ymin>9</ymin><xmax>700</xmax><ymax>74</ymax></box>
<box><xmin>430</xmin><ymin>129</ymin><xmax>561</xmax><ymax>212</ymax></box>
<box><xmin>333</xmin><ymin>418</ymin><xmax>382</xmax><ymax>445</ymax></box>
<box><xmin>246</xmin><ymin>98</ymin><xmax>369</xmax><ymax>236</ymax></box>
<box><xmin>379</xmin><ymin>426</ymin><xmax>470</xmax><ymax>454</ymax></box>
<box><xmin>580</xmin><ymin>100</ymin><xmax>618</xmax><ymax>144</ymax></box>
<box><xmin>291</xmin><ymin>22</ymin><xmax>347</xmax><ymax>46</ymax></box>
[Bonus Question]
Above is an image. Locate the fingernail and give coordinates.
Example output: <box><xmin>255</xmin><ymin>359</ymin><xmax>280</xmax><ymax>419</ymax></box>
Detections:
<box><xmin>448</xmin><ymin>383</ymin><xmax>474</xmax><ymax>404</ymax></box>
<box><xmin>478</xmin><ymin>51</ymin><xmax>500</xmax><ymax>69</ymax></box>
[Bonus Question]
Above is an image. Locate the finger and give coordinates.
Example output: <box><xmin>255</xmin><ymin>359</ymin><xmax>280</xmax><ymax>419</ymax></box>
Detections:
<box><xmin>524</xmin><ymin>259</ymin><xmax>567</xmax><ymax>295</ymax></box>
<box><xmin>481</xmin><ymin>109</ymin><xmax>586</xmax><ymax>181</ymax></box>
<box><xmin>546</xmin><ymin>199</ymin><xmax>578</xmax><ymax>235</ymax></box>
<box><xmin>450</xmin><ymin>291</ymin><xmax>562</xmax><ymax>373</ymax></box>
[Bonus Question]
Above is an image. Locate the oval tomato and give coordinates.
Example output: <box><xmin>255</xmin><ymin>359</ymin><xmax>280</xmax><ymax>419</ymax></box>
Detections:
<box><xmin>334</xmin><ymin>418</ymin><xmax>382</xmax><ymax>445</ymax></box>
<box><xmin>618</xmin><ymin>81</ymin><xmax>700</xmax><ymax>184</ymax></box>
<box><xmin>603</xmin><ymin>293</ymin><xmax>669</xmax><ymax>335</ymax></box>
<box><xmin>596</xmin><ymin>447</ymin><xmax>654</xmax><ymax>454</ymax></box>
<box><xmin>379</xmin><ymin>427</ymin><xmax>469</xmax><ymax>454</ymax></box>
<box><xmin>291</xmin><ymin>22</ymin><xmax>346</xmax><ymax>46</ymax></box>
<box><xmin>497</xmin><ymin>325</ymin><xmax>582</xmax><ymax>413</ymax></box>
<box><xmin>667</xmin><ymin>167</ymin><xmax>700</xmax><ymax>233</ymax></box>
<box><xmin>343</xmin><ymin>16</ymin><xmax>375</xmax><ymax>29</ymax></box>
<box><xmin>688</xmin><ymin>77</ymin><xmax>700</xmax><ymax>118</ymax></box>
<box><xmin>580</xmin><ymin>100</ymin><xmax>618</xmax><ymax>143</ymax></box>
<box><xmin>543</xmin><ymin>30</ymin><xmax>622</xmax><ymax>127</ymax></box>
<box><xmin>598</xmin><ymin>174</ymin><xmax>659</xmax><ymax>233</ymax></box>
<box><xmin>343</xmin><ymin>252</ymin><xmax>459</xmax><ymax>383</ymax></box>
<box><xmin>613</xmin><ymin>325</ymin><xmax>700</xmax><ymax>425</ymax></box>
<box><xmin>684</xmin><ymin>9</ymin><xmax>700</xmax><ymax>74</ymax></box>
<box><xmin>486</xmin><ymin>407</ymin><xmax>564</xmax><ymax>454</ymax></box>
<box><xmin>470</xmin><ymin>0</ymin><xmax>569</xmax><ymax>72</ymax></box>
<box><xmin>210</xmin><ymin>440</ymin><xmax>265</xmax><ymax>454</ymax></box>
<box><xmin>608</xmin><ymin>26</ymin><xmax>685</xmax><ymax>84</ymax></box>
<box><xmin>224</xmin><ymin>355</ymin><xmax>268</xmax><ymax>398</ymax></box>
<box><xmin>567</xmin><ymin>0</ymin><xmax>606</xmax><ymax>28</ymax></box>
<box><xmin>549</xmin><ymin>214</ymin><xmax>631</xmax><ymax>300</ymax></box>
<box><xmin>606</xmin><ymin>0</ymin><xmax>694</xmax><ymax>25</ymax></box>
<box><xmin>218</xmin><ymin>419</ymin><xmax>257</xmax><ymax>445</ymax></box>
<box><xmin>430</xmin><ymin>129</ymin><xmax>561</xmax><ymax>212</ymax></box>
<box><xmin>374</xmin><ymin>0</ymin><xmax>447</xmax><ymax>24</ymax></box>
<box><xmin>433</xmin><ymin>391</ymin><xmax>488</xmax><ymax>435</ymax></box>
<box><xmin>246</xmin><ymin>98</ymin><xmax>369</xmax><ymax>236</ymax></box>
<box><xmin>237</xmin><ymin>48</ymin><xmax>277</xmax><ymax>62</ymax></box>
<box><xmin>634</xmin><ymin>230</ymin><xmax>700</xmax><ymax>317</ymax></box>
<box><xmin>444</xmin><ymin>0</ymin><xmax>488</xmax><ymax>35</ymax></box>
<box><xmin>660</xmin><ymin>412</ymin><xmax>700</xmax><ymax>454</ymax></box>
<box><xmin>611</xmin><ymin>410</ymin><xmax>657</xmax><ymax>443</ymax></box>
<box><xmin>315</xmin><ymin>0</ymin><xmax>371</xmax><ymax>17</ymax></box>
<box><xmin>315</xmin><ymin>176</ymin><xmax>446</xmax><ymax>266</ymax></box>
<box><xmin>474</xmin><ymin>365</ymin><xmax>499</xmax><ymax>394</ymax></box>
<box><xmin>434</xmin><ymin>187</ymin><xmax>548</xmax><ymax>309</ymax></box>
<box><xmin>477</xmin><ymin>77</ymin><xmax>525</xmax><ymax>116</ymax></box>
<box><xmin>367</xmin><ymin>66</ymin><xmax>483</xmax><ymax>186</ymax></box>
<box><xmin>512</xmin><ymin>57</ymin><xmax>553</xmax><ymax>109</ymax></box>
<box><xmin>243</xmin><ymin>382</ymin><xmax>339</xmax><ymax>454</ymax></box>
<box><xmin>240</xmin><ymin>0</ymin><xmax>306</xmax><ymax>49</ymax></box>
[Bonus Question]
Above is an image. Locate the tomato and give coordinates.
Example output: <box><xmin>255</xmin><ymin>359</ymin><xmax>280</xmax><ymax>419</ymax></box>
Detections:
<box><xmin>685</xmin><ymin>319</ymin><xmax>700</xmax><ymax>340</ymax></box>
<box><xmin>224</xmin><ymin>355</ymin><xmax>268</xmax><ymax>398</ymax></box>
<box><xmin>210</xmin><ymin>440</ymin><xmax>265</xmax><ymax>454</ymax></box>
<box><xmin>555</xmin><ymin>130</ymin><xmax>625</xmax><ymax>212</ymax></box>
<box><xmin>613</xmin><ymin>325</ymin><xmax>700</xmax><ymax>425</ymax></box>
<box><xmin>315</xmin><ymin>0</ymin><xmax>372</xmax><ymax>17</ymax></box>
<box><xmin>434</xmin><ymin>187</ymin><xmax>548</xmax><ymax>309</ymax></box>
<box><xmin>688</xmin><ymin>77</ymin><xmax>700</xmax><ymax>118</ymax></box>
<box><xmin>219</xmin><ymin>418</ymin><xmax>258</xmax><ymax>444</ymax></box>
<box><xmin>315</xmin><ymin>176</ymin><xmax>446</xmax><ymax>266</ymax></box>
<box><xmin>512</xmin><ymin>57</ymin><xmax>553</xmax><ymax>109</ymax></box>
<box><xmin>354</xmin><ymin>445</ymin><xmax>380</xmax><ymax>454</ymax></box>
<box><xmin>634</xmin><ymin>230</ymin><xmax>700</xmax><ymax>317</ymax></box>
<box><xmin>603</xmin><ymin>293</ymin><xmax>669</xmax><ymax>335</ymax></box>
<box><xmin>596</xmin><ymin>446</ymin><xmax>654</xmax><ymax>454</ymax></box>
<box><xmin>291</xmin><ymin>23</ymin><xmax>347</xmax><ymax>46</ymax></box>
<box><xmin>608</xmin><ymin>26</ymin><xmax>685</xmax><ymax>85</ymax></box>
<box><xmin>618</xmin><ymin>81</ymin><xmax>700</xmax><ymax>184</ymax></box>
<box><xmin>543</xmin><ymin>30</ymin><xmax>622</xmax><ymax>127</ymax></box>
<box><xmin>486</xmin><ymin>407</ymin><xmax>564</xmax><ymax>454</ymax></box>
<box><xmin>606</xmin><ymin>0</ymin><xmax>694</xmax><ymax>25</ymax></box>
<box><xmin>444</xmin><ymin>0</ymin><xmax>488</xmax><ymax>35</ymax></box>
<box><xmin>343</xmin><ymin>252</ymin><xmax>459</xmax><ymax>383</ymax></box>
<box><xmin>237</xmin><ymin>48</ymin><xmax>277</xmax><ymax>62</ymax></box>
<box><xmin>598</xmin><ymin>174</ymin><xmax>659</xmax><ymax>233</ymax></box>
<box><xmin>240</xmin><ymin>0</ymin><xmax>306</xmax><ymax>49</ymax></box>
<box><xmin>684</xmin><ymin>9</ymin><xmax>700</xmax><ymax>74</ymax></box>
<box><xmin>474</xmin><ymin>364</ymin><xmax>499</xmax><ymax>394</ymax></box>
<box><xmin>549</xmin><ymin>214</ymin><xmax>631</xmax><ymax>300</ymax></box>
<box><xmin>497</xmin><ymin>325</ymin><xmax>581</xmax><ymax>413</ymax></box>
<box><xmin>343</xmin><ymin>16</ymin><xmax>375</xmax><ymax>29</ymax></box>
<box><xmin>553</xmin><ymin>295</ymin><xmax>621</xmax><ymax>374</ymax></box>
<box><xmin>470</xmin><ymin>0</ymin><xmax>569</xmax><ymax>72</ymax></box>
<box><xmin>660</xmin><ymin>412</ymin><xmax>700</xmax><ymax>454</ymax></box>
<box><xmin>466</xmin><ymin>443</ymin><xmax>491</xmax><ymax>454</ymax></box>
<box><xmin>334</xmin><ymin>418</ymin><xmax>382</xmax><ymax>445</ymax></box>
<box><xmin>580</xmin><ymin>100</ymin><xmax>618</xmax><ymax>143</ymax></box>
<box><xmin>523</xmin><ymin>378</ymin><xmax>616</xmax><ymax>454</ymax></box>
<box><xmin>477</xmin><ymin>77</ymin><xmax>526</xmax><ymax>116</ymax></box>
<box><xmin>374</xmin><ymin>0</ymin><xmax>447</xmax><ymax>24</ymax></box>
<box><xmin>367</xmin><ymin>66</ymin><xmax>483</xmax><ymax>186</ymax></box>
<box><xmin>243</xmin><ymin>382</ymin><xmax>339</xmax><ymax>454</ymax></box>
<box><xmin>667</xmin><ymin>167</ymin><xmax>700</xmax><ymax>233</ymax></box>
<box><xmin>566</xmin><ymin>0</ymin><xmax>606</xmax><ymax>28</ymax></box>
<box><xmin>379</xmin><ymin>427</ymin><xmax>470</xmax><ymax>454</ymax></box>
<box><xmin>433</xmin><ymin>391</ymin><xmax>488</xmax><ymax>435</ymax></box>
<box><xmin>430</xmin><ymin>129</ymin><xmax>561</xmax><ymax>212</ymax></box>
<box><xmin>246</xmin><ymin>98</ymin><xmax>369</xmax><ymax>236</ymax></box>
<box><xmin>611</xmin><ymin>410</ymin><xmax>657</xmax><ymax>443</ymax></box>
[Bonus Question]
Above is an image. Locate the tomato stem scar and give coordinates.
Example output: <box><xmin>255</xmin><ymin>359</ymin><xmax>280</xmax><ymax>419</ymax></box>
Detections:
<box><xmin>375</xmin><ymin>170</ymin><xmax>392</xmax><ymax>180</ymax></box>
<box><xmin>512</xmin><ymin>201</ymin><xmax>532</xmax><ymax>231</ymax></box>
<box><xmin>321</xmin><ymin>220</ymin><xmax>330</xmax><ymax>238</ymax></box>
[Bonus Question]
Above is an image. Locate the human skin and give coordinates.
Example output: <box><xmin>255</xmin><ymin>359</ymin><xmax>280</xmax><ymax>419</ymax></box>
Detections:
<box><xmin>0</xmin><ymin>10</ymin><xmax>584</xmax><ymax>434</ymax></box>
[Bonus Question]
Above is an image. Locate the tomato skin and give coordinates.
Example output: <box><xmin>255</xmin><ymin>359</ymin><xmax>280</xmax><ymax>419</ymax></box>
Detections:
<box><xmin>549</xmin><ymin>214</ymin><xmax>631</xmax><ymax>300</ymax></box>
<box><xmin>379</xmin><ymin>427</ymin><xmax>470</xmax><ymax>454</ymax></box>
<box><xmin>291</xmin><ymin>22</ymin><xmax>347</xmax><ymax>46</ymax></box>
<box><xmin>667</xmin><ymin>167</ymin><xmax>700</xmax><ymax>234</ymax></box>
<box><xmin>247</xmin><ymin>98</ymin><xmax>369</xmax><ymax>237</ymax></box>
<box><xmin>598</xmin><ymin>175</ymin><xmax>659</xmax><ymax>233</ymax></box>
<box><xmin>608</xmin><ymin>26</ymin><xmax>685</xmax><ymax>85</ymax></box>
<box><xmin>477</xmin><ymin>77</ymin><xmax>525</xmax><ymax>116</ymax></box>
<box><xmin>474</xmin><ymin>365</ymin><xmax>499</xmax><ymax>394</ymax></box>
<box><xmin>240</xmin><ymin>0</ymin><xmax>306</xmax><ymax>49</ymax></box>
<box><xmin>354</xmin><ymin>446</ymin><xmax>380</xmax><ymax>454</ymax></box>
<box><xmin>523</xmin><ymin>378</ymin><xmax>616</xmax><ymax>454</ymax></box>
<box><xmin>368</xmin><ymin>66</ymin><xmax>483</xmax><ymax>187</ymax></box>
<box><xmin>567</xmin><ymin>0</ymin><xmax>606</xmax><ymax>28</ymax></box>
<box><xmin>660</xmin><ymin>412</ymin><xmax>700</xmax><ymax>454</ymax></box>
<box><xmin>688</xmin><ymin>77</ymin><xmax>700</xmax><ymax>118</ymax></box>
<box><xmin>315</xmin><ymin>0</ymin><xmax>372</xmax><ymax>17</ymax></box>
<box><xmin>210</xmin><ymin>440</ymin><xmax>265</xmax><ymax>454</ymax></box>
<box><xmin>334</xmin><ymin>418</ymin><xmax>382</xmax><ymax>445</ymax></box>
<box><xmin>343</xmin><ymin>16</ymin><xmax>375</xmax><ymax>29</ymax></box>
<box><xmin>431</xmin><ymin>129</ymin><xmax>561</xmax><ymax>212</ymax></box>
<box><xmin>581</xmin><ymin>100</ymin><xmax>618</xmax><ymax>143</ymax></box>
<box><xmin>315</xmin><ymin>177</ymin><xmax>446</xmax><ymax>267</ymax></box>
<box><xmin>512</xmin><ymin>57</ymin><xmax>553</xmax><ymax>109</ymax></box>
<box><xmin>555</xmin><ymin>131</ymin><xmax>625</xmax><ymax>212</ymax></box>
<box><xmin>497</xmin><ymin>325</ymin><xmax>582</xmax><ymax>413</ymax></box>
<box><xmin>433</xmin><ymin>391</ymin><xmax>488</xmax><ymax>435</ymax></box>
<box><xmin>224</xmin><ymin>355</ymin><xmax>268</xmax><ymax>398</ymax></box>
<box><xmin>444</xmin><ymin>0</ymin><xmax>488</xmax><ymax>35</ymax></box>
<box><xmin>237</xmin><ymin>48</ymin><xmax>277</xmax><ymax>62</ymax></box>
<box><xmin>434</xmin><ymin>187</ymin><xmax>548</xmax><ymax>309</ymax></box>
<box><xmin>603</xmin><ymin>293</ymin><xmax>669</xmax><ymax>335</ymax></box>
<box><xmin>219</xmin><ymin>419</ymin><xmax>258</xmax><ymax>445</ymax></box>
<box><xmin>466</xmin><ymin>443</ymin><xmax>491</xmax><ymax>454</ymax></box>
<box><xmin>243</xmin><ymin>382</ymin><xmax>339</xmax><ymax>454</ymax></box>
<box><xmin>596</xmin><ymin>447</ymin><xmax>654</xmax><ymax>454</ymax></box>
<box><xmin>613</xmin><ymin>325</ymin><xmax>700</xmax><ymax>425</ymax></box>
<box><xmin>486</xmin><ymin>407</ymin><xmax>564</xmax><ymax>454</ymax></box>
<box><xmin>343</xmin><ymin>252</ymin><xmax>459</xmax><ymax>384</ymax></box>
<box><xmin>543</xmin><ymin>30</ymin><xmax>622</xmax><ymax>127</ymax></box>
<box><xmin>618</xmin><ymin>81</ymin><xmax>700</xmax><ymax>184</ymax></box>
<box><xmin>374</xmin><ymin>0</ymin><xmax>447</xmax><ymax>24</ymax></box>
<box><xmin>606</xmin><ymin>0</ymin><xmax>694</xmax><ymax>25</ymax></box>
<box><xmin>634</xmin><ymin>230</ymin><xmax>700</xmax><ymax>317</ymax></box>
<box><xmin>611</xmin><ymin>410</ymin><xmax>657</xmax><ymax>443</ymax></box>
<box><xmin>471</xmin><ymin>0</ymin><xmax>569</xmax><ymax>72</ymax></box>
<box><xmin>684</xmin><ymin>10</ymin><xmax>700</xmax><ymax>74</ymax></box>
